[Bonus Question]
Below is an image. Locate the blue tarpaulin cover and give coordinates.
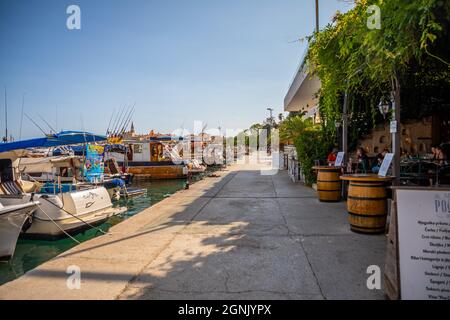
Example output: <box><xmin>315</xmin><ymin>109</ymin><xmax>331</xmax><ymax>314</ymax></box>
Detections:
<box><xmin>0</xmin><ymin>131</ymin><xmax>107</xmax><ymax>153</ymax></box>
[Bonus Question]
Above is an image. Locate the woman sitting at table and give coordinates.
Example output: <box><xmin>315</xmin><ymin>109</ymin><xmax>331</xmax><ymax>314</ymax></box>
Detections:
<box><xmin>356</xmin><ymin>147</ymin><xmax>370</xmax><ymax>173</ymax></box>
<box><xmin>430</xmin><ymin>144</ymin><xmax>439</xmax><ymax>161</ymax></box>
<box><xmin>435</xmin><ymin>145</ymin><xmax>448</xmax><ymax>166</ymax></box>
<box><xmin>428</xmin><ymin>145</ymin><xmax>448</xmax><ymax>186</ymax></box>
<box><xmin>327</xmin><ymin>148</ymin><xmax>338</xmax><ymax>166</ymax></box>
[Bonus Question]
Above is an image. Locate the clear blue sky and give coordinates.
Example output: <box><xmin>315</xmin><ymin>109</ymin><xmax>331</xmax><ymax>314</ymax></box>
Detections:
<box><xmin>0</xmin><ymin>0</ymin><xmax>352</xmax><ymax>139</ymax></box>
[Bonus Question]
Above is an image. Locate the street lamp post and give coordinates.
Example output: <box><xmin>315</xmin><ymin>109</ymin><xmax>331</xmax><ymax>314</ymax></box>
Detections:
<box><xmin>342</xmin><ymin>91</ymin><xmax>349</xmax><ymax>163</ymax></box>
<box><xmin>335</xmin><ymin>120</ymin><xmax>342</xmax><ymax>150</ymax></box>
<box><xmin>267</xmin><ymin>108</ymin><xmax>274</xmax><ymax>125</ymax></box>
<box><xmin>315</xmin><ymin>0</ymin><xmax>319</xmax><ymax>33</ymax></box>
<box><xmin>377</xmin><ymin>85</ymin><xmax>400</xmax><ymax>185</ymax></box>
<box><xmin>266</xmin><ymin>108</ymin><xmax>275</xmax><ymax>155</ymax></box>
<box><xmin>391</xmin><ymin>80</ymin><xmax>401</xmax><ymax>185</ymax></box>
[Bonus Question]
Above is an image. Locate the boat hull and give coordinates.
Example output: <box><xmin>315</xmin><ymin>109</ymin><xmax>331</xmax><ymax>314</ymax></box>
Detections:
<box><xmin>22</xmin><ymin>206</ymin><xmax>121</xmax><ymax>240</ymax></box>
<box><xmin>1</xmin><ymin>187</ymin><xmax>126</xmax><ymax>239</ymax></box>
<box><xmin>127</xmin><ymin>164</ymin><xmax>187</xmax><ymax>179</ymax></box>
<box><xmin>0</xmin><ymin>202</ymin><xmax>38</xmax><ymax>261</ymax></box>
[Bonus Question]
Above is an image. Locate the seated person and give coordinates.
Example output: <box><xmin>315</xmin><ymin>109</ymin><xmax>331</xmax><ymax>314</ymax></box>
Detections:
<box><xmin>435</xmin><ymin>145</ymin><xmax>448</xmax><ymax>166</ymax></box>
<box><xmin>327</xmin><ymin>148</ymin><xmax>338</xmax><ymax>166</ymax></box>
<box><xmin>371</xmin><ymin>148</ymin><xmax>390</xmax><ymax>173</ymax></box>
<box><xmin>356</xmin><ymin>147</ymin><xmax>370</xmax><ymax>173</ymax></box>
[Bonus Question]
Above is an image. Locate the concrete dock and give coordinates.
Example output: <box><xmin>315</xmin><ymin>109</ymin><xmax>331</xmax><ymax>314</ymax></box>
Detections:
<box><xmin>0</xmin><ymin>162</ymin><xmax>387</xmax><ymax>300</ymax></box>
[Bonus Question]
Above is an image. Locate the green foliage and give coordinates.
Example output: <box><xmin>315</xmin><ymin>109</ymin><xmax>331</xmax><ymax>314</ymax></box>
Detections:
<box><xmin>294</xmin><ymin>126</ymin><xmax>334</xmax><ymax>185</ymax></box>
<box><xmin>279</xmin><ymin>115</ymin><xmax>311</xmax><ymax>144</ymax></box>
<box><xmin>307</xmin><ymin>0</ymin><xmax>450</xmax><ymax>149</ymax></box>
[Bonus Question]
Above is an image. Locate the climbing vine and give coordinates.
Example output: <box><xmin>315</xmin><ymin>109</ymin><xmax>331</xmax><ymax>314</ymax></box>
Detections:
<box><xmin>306</xmin><ymin>0</ymin><xmax>450</xmax><ymax>148</ymax></box>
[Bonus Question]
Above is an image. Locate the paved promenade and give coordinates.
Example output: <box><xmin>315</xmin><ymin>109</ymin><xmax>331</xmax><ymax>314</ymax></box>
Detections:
<box><xmin>0</xmin><ymin>162</ymin><xmax>387</xmax><ymax>300</ymax></box>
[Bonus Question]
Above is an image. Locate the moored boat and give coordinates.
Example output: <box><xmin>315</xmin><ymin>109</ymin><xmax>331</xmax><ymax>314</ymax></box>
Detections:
<box><xmin>1</xmin><ymin>188</ymin><xmax>125</xmax><ymax>239</ymax></box>
<box><xmin>0</xmin><ymin>201</ymin><xmax>39</xmax><ymax>261</ymax></box>
<box><xmin>105</xmin><ymin>136</ymin><xmax>188</xmax><ymax>180</ymax></box>
<box><xmin>0</xmin><ymin>131</ymin><xmax>128</xmax><ymax>240</ymax></box>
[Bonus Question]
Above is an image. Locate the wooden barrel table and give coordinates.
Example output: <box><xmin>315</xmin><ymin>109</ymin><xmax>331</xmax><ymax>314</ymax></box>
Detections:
<box><xmin>340</xmin><ymin>174</ymin><xmax>393</xmax><ymax>234</ymax></box>
<box><xmin>313</xmin><ymin>166</ymin><xmax>342</xmax><ymax>202</ymax></box>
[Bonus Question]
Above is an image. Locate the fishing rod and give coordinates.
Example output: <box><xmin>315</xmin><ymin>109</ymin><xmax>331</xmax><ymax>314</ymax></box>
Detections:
<box><xmin>122</xmin><ymin>104</ymin><xmax>136</xmax><ymax>133</ymax></box>
<box><xmin>109</xmin><ymin>106</ymin><xmax>122</xmax><ymax>137</ymax></box>
<box><xmin>111</xmin><ymin>106</ymin><xmax>126</xmax><ymax>136</ymax></box>
<box><xmin>116</xmin><ymin>107</ymin><xmax>131</xmax><ymax>135</ymax></box>
<box><xmin>120</xmin><ymin>104</ymin><xmax>135</xmax><ymax>134</ymax></box>
<box><xmin>117</xmin><ymin>105</ymin><xmax>131</xmax><ymax>133</ymax></box>
<box><xmin>122</xmin><ymin>107</ymin><xmax>135</xmax><ymax>134</ymax></box>
<box><xmin>109</xmin><ymin>107</ymin><xmax>121</xmax><ymax>136</ymax></box>
<box><xmin>111</xmin><ymin>106</ymin><xmax>126</xmax><ymax>137</ymax></box>
<box><xmin>114</xmin><ymin>105</ymin><xmax>129</xmax><ymax>136</ymax></box>
<box><xmin>106</xmin><ymin>109</ymin><xmax>115</xmax><ymax>136</ymax></box>
<box><xmin>24</xmin><ymin>113</ymin><xmax>47</xmax><ymax>136</ymax></box>
<box><xmin>38</xmin><ymin>113</ymin><xmax>57</xmax><ymax>133</ymax></box>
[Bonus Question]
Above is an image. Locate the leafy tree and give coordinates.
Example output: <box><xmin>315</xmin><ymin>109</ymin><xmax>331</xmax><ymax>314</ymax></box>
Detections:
<box><xmin>279</xmin><ymin>115</ymin><xmax>312</xmax><ymax>144</ymax></box>
<box><xmin>306</xmin><ymin>0</ymin><xmax>450</xmax><ymax>149</ymax></box>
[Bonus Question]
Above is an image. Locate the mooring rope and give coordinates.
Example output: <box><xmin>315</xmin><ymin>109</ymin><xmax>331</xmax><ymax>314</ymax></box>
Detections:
<box><xmin>39</xmin><ymin>197</ymin><xmax>109</xmax><ymax>236</ymax></box>
<box><xmin>35</xmin><ymin>204</ymin><xmax>81</xmax><ymax>244</ymax></box>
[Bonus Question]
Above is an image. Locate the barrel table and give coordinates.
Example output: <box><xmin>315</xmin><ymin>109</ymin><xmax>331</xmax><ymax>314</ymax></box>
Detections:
<box><xmin>313</xmin><ymin>166</ymin><xmax>342</xmax><ymax>202</ymax></box>
<box><xmin>340</xmin><ymin>174</ymin><xmax>393</xmax><ymax>234</ymax></box>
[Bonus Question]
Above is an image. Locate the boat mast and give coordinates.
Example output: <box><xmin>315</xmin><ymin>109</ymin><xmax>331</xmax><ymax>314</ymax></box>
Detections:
<box><xmin>56</xmin><ymin>105</ymin><xmax>58</xmax><ymax>133</ymax></box>
<box><xmin>4</xmin><ymin>86</ymin><xmax>8</xmax><ymax>142</ymax></box>
<box><xmin>19</xmin><ymin>93</ymin><xmax>25</xmax><ymax>140</ymax></box>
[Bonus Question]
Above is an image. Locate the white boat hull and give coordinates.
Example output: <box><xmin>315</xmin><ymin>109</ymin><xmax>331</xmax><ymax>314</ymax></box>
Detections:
<box><xmin>0</xmin><ymin>202</ymin><xmax>38</xmax><ymax>261</ymax></box>
<box><xmin>25</xmin><ymin>206</ymin><xmax>122</xmax><ymax>239</ymax></box>
<box><xmin>1</xmin><ymin>187</ymin><xmax>126</xmax><ymax>240</ymax></box>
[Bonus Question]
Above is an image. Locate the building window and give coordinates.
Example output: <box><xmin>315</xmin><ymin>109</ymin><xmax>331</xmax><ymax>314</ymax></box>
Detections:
<box><xmin>133</xmin><ymin>144</ymin><xmax>143</xmax><ymax>154</ymax></box>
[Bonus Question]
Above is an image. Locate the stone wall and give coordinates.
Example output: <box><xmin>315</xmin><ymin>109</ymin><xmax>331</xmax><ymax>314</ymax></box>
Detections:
<box><xmin>357</xmin><ymin>117</ymin><xmax>433</xmax><ymax>156</ymax></box>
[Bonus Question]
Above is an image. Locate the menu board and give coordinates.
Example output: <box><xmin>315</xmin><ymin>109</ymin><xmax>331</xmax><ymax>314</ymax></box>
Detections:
<box><xmin>334</xmin><ymin>152</ymin><xmax>345</xmax><ymax>167</ymax></box>
<box><xmin>396</xmin><ymin>189</ymin><xmax>450</xmax><ymax>300</ymax></box>
<box><xmin>378</xmin><ymin>153</ymin><xmax>394</xmax><ymax>177</ymax></box>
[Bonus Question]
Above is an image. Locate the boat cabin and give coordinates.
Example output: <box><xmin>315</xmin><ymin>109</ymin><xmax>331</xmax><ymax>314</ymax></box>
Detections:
<box><xmin>125</xmin><ymin>136</ymin><xmax>185</xmax><ymax>164</ymax></box>
<box><xmin>105</xmin><ymin>137</ymin><xmax>188</xmax><ymax>179</ymax></box>
<box><xmin>19</xmin><ymin>156</ymin><xmax>83</xmax><ymax>183</ymax></box>
<box><xmin>0</xmin><ymin>151</ymin><xmax>40</xmax><ymax>195</ymax></box>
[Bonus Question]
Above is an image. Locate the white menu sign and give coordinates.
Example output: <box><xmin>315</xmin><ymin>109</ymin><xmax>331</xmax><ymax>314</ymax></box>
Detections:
<box><xmin>396</xmin><ymin>189</ymin><xmax>450</xmax><ymax>300</ymax></box>
<box><xmin>378</xmin><ymin>153</ymin><xmax>394</xmax><ymax>177</ymax></box>
<box><xmin>334</xmin><ymin>152</ymin><xmax>345</xmax><ymax>167</ymax></box>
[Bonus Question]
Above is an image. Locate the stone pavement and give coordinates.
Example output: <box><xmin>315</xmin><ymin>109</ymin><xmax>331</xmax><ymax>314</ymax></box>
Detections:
<box><xmin>0</xmin><ymin>162</ymin><xmax>387</xmax><ymax>300</ymax></box>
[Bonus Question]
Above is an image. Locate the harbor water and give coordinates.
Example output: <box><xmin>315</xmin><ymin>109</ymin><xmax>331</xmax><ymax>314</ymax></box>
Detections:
<box><xmin>0</xmin><ymin>170</ymin><xmax>217</xmax><ymax>286</ymax></box>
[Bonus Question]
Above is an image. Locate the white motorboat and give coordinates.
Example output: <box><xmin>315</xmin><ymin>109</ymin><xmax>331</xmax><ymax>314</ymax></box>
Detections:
<box><xmin>20</xmin><ymin>155</ymin><xmax>129</xmax><ymax>202</ymax></box>
<box><xmin>0</xmin><ymin>131</ymin><xmax>128</xmax><ymax>240</ymax></box>
<box><xmin>1</xmin><ymin>187</ymin><xmax>126</xmax><ymax>239</ymax></box>
<box><xmin>0</xmin><ymin>201</ymin><xmax>39</xmax><ymax>261</ymax></box>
